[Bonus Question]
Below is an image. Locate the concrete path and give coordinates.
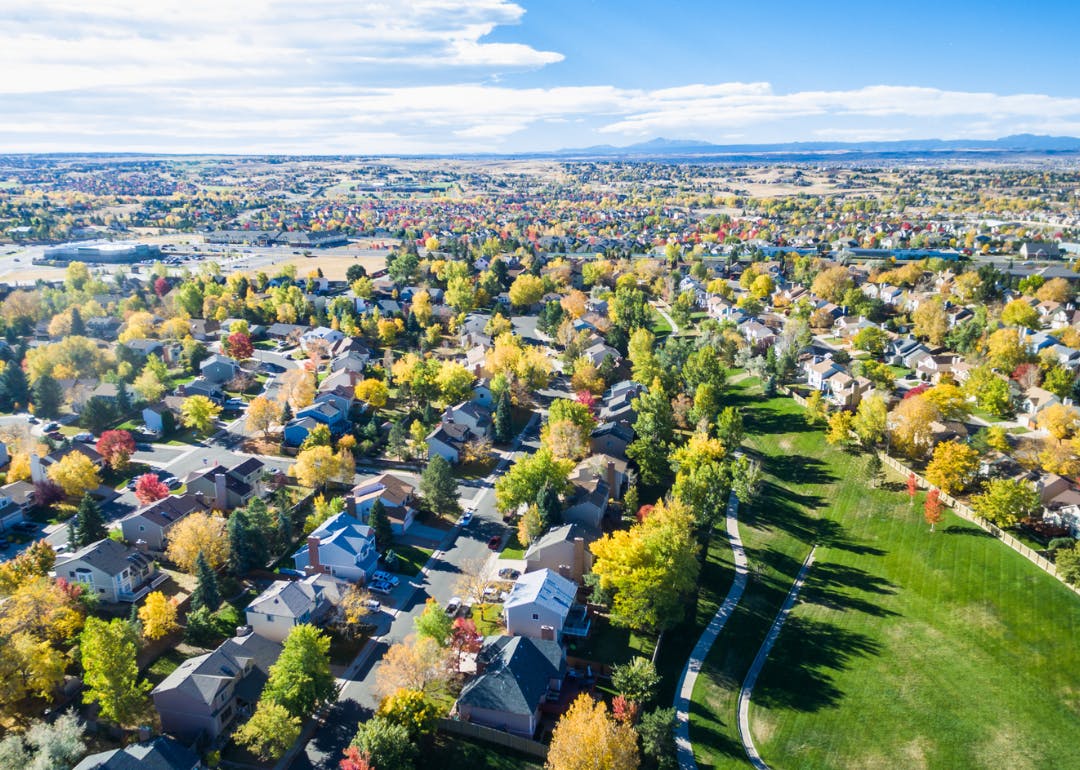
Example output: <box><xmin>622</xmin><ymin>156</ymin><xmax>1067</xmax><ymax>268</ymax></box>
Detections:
<box><xmin>651</xmin><ymin>301</ymin><xmax>680</xmax><ymax>335</ymax></box>
<box><xmin>736</xmin><ymin>547</ymin><xmax>817</xmax><ymax>770</ymax></box>
<box><xmin>674</xmin><ymin>492</ymin><xmax>747</xmax><ymax>769</ymax></box>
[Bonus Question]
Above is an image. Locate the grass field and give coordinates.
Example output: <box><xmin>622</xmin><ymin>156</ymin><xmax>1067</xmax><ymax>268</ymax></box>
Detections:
<box><xmin>690</xmin><ymin>386</ymin><xmax>1080</xmax><ymax>769</ymax></box>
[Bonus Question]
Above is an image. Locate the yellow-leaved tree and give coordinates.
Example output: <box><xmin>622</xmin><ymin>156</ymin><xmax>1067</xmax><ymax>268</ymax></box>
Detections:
<box><xmin>166</xmin><ymin>512</ymin><xmax>230</xmax><ymax>572</ymax></box>
<box><xmin>47</xmin><ymin>452</ymin><xmax>101</xmax><ymax>498</ymax></box>
<box><xmin>246</xmin><ymin>395</ymin><xmax>282</xmax><ymax>438</ymax></box>
<box><xmin>547</xmin><ymin>693</ymin><xmax>640</xmax><ymax>770</ymax></box>
<box><xmin>138</xmin><ymin>591</ymin><xmax>179</xmax><ymax>641</ymax></box>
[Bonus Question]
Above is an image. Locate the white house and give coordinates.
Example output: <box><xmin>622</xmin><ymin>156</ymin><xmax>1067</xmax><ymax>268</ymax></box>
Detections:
<box><xmin>503</xmin><ymin>569</ymin><xmax>590</xmax><ymax>642</ymax></box>
<box><xmin>244</xmin><ymin>574</ymin><xmax>345</xmax><ymax>643</ymax></box>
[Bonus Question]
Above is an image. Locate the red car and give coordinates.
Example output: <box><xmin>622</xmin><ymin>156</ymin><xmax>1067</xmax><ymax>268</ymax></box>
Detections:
<box><xmin>487</xmin><ymin>535</ymin><xmax>501</xmax><ymax>551</ymax></box>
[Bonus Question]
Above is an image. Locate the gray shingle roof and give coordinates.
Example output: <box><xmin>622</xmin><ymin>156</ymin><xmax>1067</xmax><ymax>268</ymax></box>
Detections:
<box><xmin>71</xmin><ymin>736</ymin><xmax>199</xmax><ymax>770</ymax></box>
<box><xmin>457</xmin><ymin>635</ymin><xmax>564</xmax><ymax>716</ymax></box>
<box><xmin>152</xmin><ymin>632</ymin><xmax>281</xmax><ymax>706</ymax></box>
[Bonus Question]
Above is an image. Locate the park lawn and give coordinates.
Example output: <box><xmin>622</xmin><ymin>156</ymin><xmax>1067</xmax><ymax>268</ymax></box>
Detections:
<box><xmin>690</xmin><ymin>390</ymin><xmax>1080</xmax><ymax>770</ymax></box>
<box><xmin>649</xmin><ymin>306</ymin><xmax>672</xmax><ymax>334</ymax></box>
<box><xmin>436</xmin><ymin>734</ymin><xmax>542</xmax><ymax>770</ymax></box>
<box><xmin>391</xmin><ymin>544</ymin><xmax>434</xmax><ymax>577</ymax></box>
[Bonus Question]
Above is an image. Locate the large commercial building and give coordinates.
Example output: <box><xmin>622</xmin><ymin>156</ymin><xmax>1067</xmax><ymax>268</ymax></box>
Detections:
<box><xmin>43</xmin><ymin>240</ymin><xmax>161</xmax><ymax>264</ymax></box>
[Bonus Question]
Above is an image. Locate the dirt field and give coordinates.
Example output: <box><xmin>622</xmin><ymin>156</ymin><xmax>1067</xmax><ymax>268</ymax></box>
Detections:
<box><xmin>264</xmin><ymin>253</ymin><xmax>387</xmax><ymax>280</ymax></box>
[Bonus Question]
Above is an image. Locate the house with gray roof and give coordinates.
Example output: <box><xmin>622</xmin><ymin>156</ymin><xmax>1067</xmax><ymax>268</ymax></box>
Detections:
<box><xmin>53</xmin><ymin>538</ymin><xmax>164</xmax><ymax>603</ymax></box>
<box><xmin>524</xmin><ymin>523</ymin><xmax>595</xmax><ymax>584</ymax></box>
<box><xmin>120</xmin><ymin>493</ymin><xmax>210</xmax><ymax>553</ymax></box>
<box><xmin>455</xmin><ymin>635</ymin><xmax>566</xmax><ymax>738</ymax></box>
<box><xmin>152</xmin><ymin>630</ymin><xmax>282</xmax><ymax>744</ymax></box>
<box><xmin>244</xmin><ymin>574</ymin><xmax>344</xmax><ymax>643</ymax></box>
<box><xmin>72</xmin><ymin>736</ymin><xmax>202</xmax><ymax>770</ymax></box>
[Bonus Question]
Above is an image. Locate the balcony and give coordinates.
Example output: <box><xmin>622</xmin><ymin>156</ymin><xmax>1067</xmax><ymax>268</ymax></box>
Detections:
<box><xmin>118</xmin><ymin>571</ymin><xmax>168</xmax><ymax>603</ymax></box>
<box><xmin>561</xmin><ymin>604</ymin><xmax>591</xmax><ymax>638</ymax></box>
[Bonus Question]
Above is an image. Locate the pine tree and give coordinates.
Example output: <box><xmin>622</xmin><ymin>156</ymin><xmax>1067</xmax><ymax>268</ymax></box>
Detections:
<box><xmin>369</xmin><ymin>498</ymin><xmax>393</xmax><ymax>551</ymax></box>
<box><xmin>191</xmin><ymin>551</ymin><xmax>221</xmax><ymax>612</ymax></box>
<box><xmin>0</xmin><ymin>361</ymin><xmax>29</xmax><ymax>412</ymax></box>
<box><xmin>116</xmin><ymin>381</ymin><xmax>131</xmax><ymax>413</ymax></box>
<box><xmin>71</xmin><ymin>493</ymin><xmax>106</xmax><ymax>547</ymax></box>
<box><xmin>227</xmin><ymin>510</ymin><xmax>257</xmax><ymax>575</ymax></box>
<box><xmin>387</xmin><ymin>420</ymin><xmax>408</xmax><ymax>459</ymax></box>
<box><xmin>494</xmin><ymin>388</ymin><xmax>512</xmax><ymax>443</ymax></box>
<box><xmin>31</xmin><ymin>373</ymin><xmax>64</xmax><ymax>419</ymax></box>
<box><xmin>420</xmin><ymin>454</ymin><xmax>459</xmax><ymax>516</ymax></box>
<box><xmin>535</xmin><ymin>480</ymin><xmax>561</xmax><ymax>529</ymax></box>
<box><xmin>69</xmin><ymin>307</ymin><xmax>85</xmax><ymax>336</ymax></box>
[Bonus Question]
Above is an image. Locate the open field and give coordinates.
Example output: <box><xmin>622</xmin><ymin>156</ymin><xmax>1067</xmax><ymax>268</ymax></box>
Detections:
<box><xmin>691</xmin><ymin>387</ymin><xmax>1080</xmax><ymax>769</ymax></box>
<box><xmin>262</xmin><ymin>253</ymin><xmax>387</xmax><ymax>280</ymax></box>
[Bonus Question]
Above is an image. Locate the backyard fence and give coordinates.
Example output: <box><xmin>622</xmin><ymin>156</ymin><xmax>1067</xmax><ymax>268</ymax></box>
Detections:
<box><xmin>877</xmin><ymin>452</ymin><xmax>1080</xmax><ymax>597</ymax></box>
<box><xmin>436</xmin><ymin>717</ymin><xmax>549</xmax><ymax>759</ymax></box>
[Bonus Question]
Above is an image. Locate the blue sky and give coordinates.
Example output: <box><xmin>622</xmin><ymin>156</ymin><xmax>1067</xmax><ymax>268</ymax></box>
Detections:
<box><xmin>3</xmin><ymin>0</ymin><xmax>1080</xmax><ymax>153</ymax></box>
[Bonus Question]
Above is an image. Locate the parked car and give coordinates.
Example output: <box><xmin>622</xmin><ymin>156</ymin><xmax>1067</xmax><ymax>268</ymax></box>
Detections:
<box><xmin>42</xmin><ymin>421</ymin><xmax>59</xmax><ymax>432</ymax></box>
<box><xmin>372</xmin><ymin>570</ymin><xmax>399</xmax><ymax>587</ymax></box>
<box><xmin>487</xmin><ymin>535</ymin><xmax>502</xmax><ymax>551</ymax></box>
<box><xmin>458</xmin><ymin>510</ymin><xmax>474</xmax><ymax>527</ymax></box>
<box><xmin>224</xmin><ymin>398</ymin><xmax>246</xmax><ymax>410</ymax></box>
<box><xmin>445</xmin><ymin>597</ymin><xmax>462</xmax><ymax>616</ymax></box>
<box><xmin>278</xmin><ymin>568</ymin><xmax>305</xmax><ymax>578</ymax></box>
<box><xmin>73</xmin><ymin>432</ymin><xmax>94</xmax><ymax>443</ymax></box>
<box><xmin>497</xmin><ymin>568</ymin><xmax>520</xmax><ymax>580</ymax></box>
<box><xmin>369</xmin><ymin>580</ymin><xmax>394</xmax><ymax>596</ymax></box>
<box><xmin>363</xmin><ymin>598</ymin><xmax>382</xmax><ymax>613</ymax></box>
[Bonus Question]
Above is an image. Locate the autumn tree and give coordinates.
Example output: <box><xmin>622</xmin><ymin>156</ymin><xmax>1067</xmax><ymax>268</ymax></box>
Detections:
<box><xmin>547</xmin><ymin>693</ymin><xmax>640</xmax><ymax>770</ymax></box>
<box><xmin>508</xmin><ymin>274</ymin><xmax>545</xmax><ymax>309</ymax></box>
<box><xmin>234</xmin><ymin>701</ymin><xmax>301</xmax><ymax>761</ymax></box>
<box><xmin>246</xmin><ymin>395</ymin><xmax>282</xmax><ymax>438</ymax></box>
<box><xmin>80</xmin><ymin>618</ymin><xmax>151</xmax><ymax>726</ymax></box>
<box><xmin>133</xmin><ymin>472</ymin><xmax>169</xmax><ymax>505</ymax></box>
<box><xmin>180</xmin><ymin>395</ymin><xmax>221</xmax><ymax>435</ymax></box>
<box><xmin>964</xmin><ymin>366</ymin><xmax>1013</xmax><ymax>417</ymax></box>
<box><xmin>853</xmin><ymin>326</ymin><xmax>889</xmax><ymax>358</ymax></box>
<box><xmin>354</xmin><ymin>378</ymin><xmax>389</xmax><ymax>409</ymax></box>
<box><xmin>825</xmin><ymin>411</ymin><xmax>855</xmax><ymax>447</ymax></box>
<box><xmin>138</xmin><ymin>591</ymin><xmax>179</xmax><ymax>640</ymax></box>
<box><xmin>1000</xmin><ymin>299</ymin><xmax>1040</xmax><ymax>330</ymax></box>
<box><xmin>912</xmin><ymin>297</ymin><xmax>948</xmax><ymax>345</ymax></box>
<box><xmin>923</xmin><ymin>383</ymin><xmax>970</xmax><ymax>421</ymax></box>
<box><xmin>853</xmin><ymin>393</ymin><xmax>888</xmax><ymax>447</ymax></box>
<box><xmin>811</xmin><ymin>265</ymin><xmax>854</xmax><ymax>303</ymax></box>
<box><xmin>970</xmin><ymin>479</ymin><xmax>1040</xmax><ymax>527</ymax></box>
<box><xmin>226</xmin><ymin>331</ymin><xmax>254</xmax><ymax>361</ymax></box>
<box><xmin>166</xmin><ymin>512</ymin><xmax>230</xmax><ymax>572</ymax></box>
<box><xmin>1038</xmin><ymin>403</ymin><xmax>1079</xmax><ymax>442</ymax></box>
<box><xmin>263</xmin><ymin>624</ymin><xmax>338</xmax><ymax>717</ymax></box>
<box><xmin>610</xmin><ymin>657</ymin><xmax>661</xmax><ymax>708</ymax></box>
<box><xmin>924</xmin><ymin>489</ymin><xmax>943</xmax><ymax>531</ymax></box>
<box><xmin>494</xmin><ymin>447</ymin><xmax>573</xmax><ymax>513</ymax></box>
<box><xmin>804</xmin><ymin>389</ymin><xmax>827</xmax><ymax>425</ymax></box>
<box><xmin>907</xmin><ymin>472</ymin><xmax>918</xmax><ymax>505</ymax></box>
<box><xmin>278</xmin><ymin>368</ymin><xmax>317</xmax><ymax>410</ymax></box>
<box><xmin>47</xmin><ymin>452</ymin><xmax>101</xmax><ymax>499</ymax></box>
<box><xmin>414</xmin><ymin>598</ymin><xmax>453</xmax><ymax>647</ymax></box>
<box><xmin>986</xmin><ymin>328</ymin><xmax>1028</xmax><ymax>372</ymax></box>
<box><xmin>889</xmin><ymin>394</ymin><xmax>940</xmax><ymax>458</ymax></box>
<box><xmin>95</xmin><ymin>429</ymin><xmax>135</xmax><ymax>471</ymax></box>
<box><xmin>292</xmin><ymin>445</ymin><xmax>348</xmax><ymax>490</ymax></box>
<box><xmin>924</xmin><ymin>440</ymin><xmax>979</xmax><ymax>494</ymax></box>
<box><xmin>374</xmin><ymin>635</ymin><xmax>450</xmax><ymax>699</ymax></box>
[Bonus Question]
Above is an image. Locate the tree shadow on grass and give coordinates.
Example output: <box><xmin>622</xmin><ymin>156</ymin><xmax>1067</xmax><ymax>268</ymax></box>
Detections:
<box><xmin>688</xmin><ymin>698</ymin><xmax>746</xmax><ymax>762</ymax></box>
<box><xmin>762</xmin><ymin>454</ymin><xmax>837</xmax><ymax>487</ymax></box>
<box><xmin>942</xmin><ymin>523</ymin><xmax>995</xmax><ymax>538</ymax></box>
<box><xmin>802</xmin><ymin>562</ymin><xmax>899</xmax><ymax>619</ymax></box>
<box><xmin>750</xmin><ymin>615</ymin><xmax>883</xmax><ymax>713</ymax></box>
<box><xmin>744</xmin><ymin>407</ymin><xmax>817</xmax><ymax>437</ymax></box>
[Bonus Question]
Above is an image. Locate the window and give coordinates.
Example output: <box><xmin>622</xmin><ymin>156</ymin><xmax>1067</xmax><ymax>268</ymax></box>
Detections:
<box><xmin>532</xmin><ymin>613</ymin><xmax>539</xmax><ymax>620</ymax></box>
<box><xmin>265</xmin><ymin>614</ymin><xmax>274</xmax><ymax>622</ymax></box>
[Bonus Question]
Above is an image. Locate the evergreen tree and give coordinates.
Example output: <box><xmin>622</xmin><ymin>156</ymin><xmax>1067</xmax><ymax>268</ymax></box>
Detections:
<box><xmin>191</xmin><ymin>551</ymin><xmax>221</xmax><ymax>612</ymax></box>
<box><xmin>369</xmin><ymin>498</ymin><xmax>393</xmax><ymax>551</ymax></box>
<box><xmin>71</xmin><ymin>493</ymin><xmax>106</xmax><ymax>548</ymax></box>
<box><xmin>31</xmin><ymin>373</ymin><xmax>64</xmax><ymax>419</ymax></box>
<box><xmin>280</xmin><ymin>400</ymin><xmax>293</xmax><ymax>423</ymax></box>
<box><xmin>80</xmin><ymin>396</ymin><xmax>115</xmax><ymax>433</ymax></box>
<box><xmin>115</xmin><ymin>381</ymin><xmax>131</xmax><ymax>413</ymax></box>
<box><xmin>69</xmin><ymin>307</ymin><xmax>85</xmax><ymax>336</ymax></box>
<box><xmin>227</xmin><ymin>509</ymin><xmax>259</xmax><ymax>574</ymax></box>
<box><xmin>0</xmin><ymin>361</ymin><xmax>29</xmax><ymax>412</ymax></box>
<box><xmin>387</xmin><ymin>420</ymin><xmax>408</xmax><ymax>459</ymax></box>
<box><xmin>494</xmin><ymin>388</ymin><xmax>512</xmax><ymax>443</ymax></box>
<box><xmin>535</xmin><ymin>480</ymin><xmax>562</xmax><ymax>529</ymax></box>
<box><xmin>420</xmin><ymin>454</ymin><xmax>459</xmax><ymax>516</ymax></box>
<box><xmin>275</xmin><ymin>506</ymin><xmax>292</xmax><ymax>550</ymax></box>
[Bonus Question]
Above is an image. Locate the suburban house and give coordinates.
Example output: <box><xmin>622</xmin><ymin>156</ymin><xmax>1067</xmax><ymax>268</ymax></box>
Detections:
<box><xmin>72</xmin><ymin>736</ymin><xmax>203</xmax><ymax>770</ymax></box>
<box><xmin>121</xmin><ymin>494</ymin><xmax>210</xmax><ymax>553</ymax></box>
<box><xmin>572</xmin><ymin>454</ymin><xmax>627</xmax><ymax>501</ymax></box>
<box><xmin>53</xmin><ymin>538</ymin><xmax>164</xmax><ymax>603</ymax></box>
<box><xmin>142</xmin><ymin>405</ymin><xmax>173</xmax><ymax>437</ymax></box>
<box><xmin>351</xmin><ymin>473</ymin><xmax>417</xmax><ymax>535</ymax></box>
<box><xmin>455</xmin><ymin>635</ymin><xmax>566</xmax><ymax>738</ymax></box>
<box><xmin>153</xmin><ymin>630</ymin><xmax>282</xmax><ymax>744</ymax></box>
<box><xmin>426</xmin><ymin>421</ymin><xmax>471</xmax><ymax>464</ymax></box>
<box><xmin>184</xmin><ymin>457</ymin><xmax>264</xmax><ymax>510</ymax></box>
<box><xmin>244</xmin><ymin>574</ymin><xmax>345</xmax><ymax>643</ymax></box>
<box><xmin>590</xmin><ymin>421</ymin><xmax>634</xmax><ymax>458</ymax></box>
<box><xmin>503</xmin><ymin>568</ymin><xmax>590</xmax><ymax>642</ymax></box>
<box><xmin>300</xmin><ymin>326</ymin><xmax>345</xmax><ymax>350</ymax></box>
<box><xmin>442</xmin><ymin>401</ymin><xmax>492</xmax><ymax>438</ymax></box>
<box><xmin>198</xmin><ymin>354</ymin><xmax>241</xmax><ymax>385</ymax></box>
<box><xmin>524</xmin><ymin>523</ymin><xmax>595</xmax><ymax>584</ymax></box>
<box><xmin>805</xmin><ymin>357</ymin><xmax>844</xmax><ymax>391</ymax></box>
<box><xmin>181</xmin><ymin>377</ymin><xmax>225</xmax><ymax>403</ymax></box>
<box><xmin>563</xmin><ymin>469</ymin><xmax>610</xmax><ymax>531</ymax></box>
<box><xmin>293</xmin><ymin>511</ymin><xmax>379</xmax><ymax>582</ymax></box>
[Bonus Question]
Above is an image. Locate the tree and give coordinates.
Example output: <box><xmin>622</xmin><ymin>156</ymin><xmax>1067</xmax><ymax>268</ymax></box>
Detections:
<box><xmin>180</xmin><ymin>395</ymin><xmax>221</xmax><ymax>435</ymax></box>
<box><xmin>853</xmin><ymin>326</ymin><xmax>889</xmax><ymax>357</ymax></box>
<box><xmin>1043</xmin><ymin>366</ymin><xmax>1076</xmax><ymax>400</ymax></box>
<box><xmin>493</xmin><ymin>388</ymin><xmax>512</xmax><ymax>443</ymax></box>
<box><xmin>449</xmin><ymin>617</ymin><xmax>482</xmax><ymax>669</ymax></box>
<box><xmin>350</xmin><ymin>717</ymin><xmax>416</xmax><ymax>770</ymax></box>
<box><xmin>508</xmin><ymin>274</ymin><xmax>545</xmax><ymax>308</ymax></box>
<box><xmin>234</xmin><ymin>700</ymin><xmax>301</xmax><ymax>761</ymax></box>
<box><xmin>133</xmin><ymin>472</ymin><xmax>169</xmax><ymax>505</ymax></box>
<box><xmin>626</xmin><ymin>380</ymin><xmax>675</xmax><ymax>486</ymax></box>
<box><xmin>970</xmin><ymin>479</ymin><xmax>1040</xmax><ymax>527</ymax></box>
<box><xmin>0</xmin><ymin>714</ymin><xmax>86</xmax><ymax>770</ymax></box>
<box><xmin>924</xmin><ymin>489</ymin><xmax>943</xmax><ymax>532</ymax></box>
<box><xmin>279</xmin><ymin>368</ymin><xmax>317</xmax><ymax>410</ymax></box>
<box><xmin>354</xmin><ymin>378</ymin><xmax>389</xmax><ymax>409</ymax></box>
<box><xmin>924</xmin><ymin>440</ymin><xmax>979</xmax><ymax>494</ymax></box>
<box><xmin>907</xmin><ymin>472</ymin><xmax>918</xmax><ymax>505</ymax></box>
<box><xmin>610</xmin><ymin>657</ymin><xmax>661</xmax><ymax>707</ymax></box>
<box><xmin>246</xmin><ymin>395</ymin><xmax>282</xmax><ymax>438</ymax></box>
<box><xmin>535</xmin><ymin>479</ymin><xmax>562</xmax><ymax>529</ymax></box>
<box><xmin>377</xmin><ymin>687</ymin><xmax>438</xmax><ymax>738</ymax></box>
<box><xmin>923</xmin><ymin>383</ymin><xmax>969</xmax><ymax>421</ymax></box>
<box><xmin>190</xmin><ymin>551</ymin><xmax>221</xmax><ymax>612</ymax></box>
<box><xmin>167</xmin><ymin>512</ymin><xmax>230</xmax><ymax>572</ymax></box>
<box><xmin>368</xmin><ymin>498</ymin><xmax>393</xmax><ymax>551</ymax></box>
<box><xmin>986</xmin><ymin>328</ymin><xmax>1027</xmax><ymax>373</ymax></box>
<box><xmin>804</xmin><ymin>389</ymin><xmax>827</xmax><ymax>425</ymax></box>
<box><xmin>47</xmin><ymin>452</ymin><xmax>101</xmax><ymax>499</ymax></box>
<box><xmin>1055</xmin><ymin>545</ymin><xmax>1080</xmax><ymax>585</ymax></box>
<box><xmin>965</xmin><ymin>366</ymin><xmax>1013</xmax><ymax>417</ymax></box>
<box><xmin>715</xmin><ymin>406</ymin><xmax>744</xmax><ymax>448</ymax></box>
<box><xmin>1000</xmin><ymin>299</ymin><xmax>1040</xmax><ymax>329</ymax></box>
<box><xmin>420</xmin><ymin>455</ymin><xmax>459</xmax><ymax>516</ymax></box>
<box><xmin>1038</xmin><ymin>403</ymin><xmax>1079</xmax><ymax>442</ymax></box>
<box><xmin>889</xmin><ymin>395</ymin><xmax>940</xmax><ymax>458</ymax></box>
<box><xmin>263</xmin><ymin>624</ymin><xmax>338</xmax><ymax>717</ymax></box>
<box><xmin>638</xmin><ymin>707</ymin><xmax>677</xmax><ymax>770</ymax></box>
<box><xmin>826</xmin><ymin>411</ymin><xmax>855</xmax><ymax>446</ymax></box>
<box><xmin>810</xmin><ymin>265</ymin><xmax>854</xmax><ymax>303</ymax></box>
<box><xmin>590</xmin><ymin>499</ymin><xmax>699</xmax><ymax>633</ymax></box>
<box><xmin>517</xmin><ymin>503</ymin><xmax>544</xmax><ymax>546</ymax></box>
<box><xmin>226</xmin><ymin>331</ymin><xmax>254</xmax><ymax>361</ymax></box>
<box><xmin>414</xmin><ymin>598</ymin><xmax>453</xmax><ymax>647</ymax></box>
<box><xmin>912</xmin><ymin>297</ymin><xmax>948</xmax><ymax>345</ymax></box>
<box><xmin>96</xmin><ymin>429</ymin><xmax>135</xmax><ymax>471</ymax></box>
<box><xmin>69</xmin><ymin>493</ymin><xmax>106</xmax><ymax>548</ymax></box>
<box><xmin>228</xmin><ymin>503</ymin><xmax>270</xmax><ymax>575</ymax></box>
<box><xmin>30</xmin><ymin>374</ymin><xmax>63</xmax><ymax>419</ymax></box>
<box><xmin>494</xmin><ymin>447</ymin><xmax>573</xmax><ymax>513</ymax></box>
<box><xmin>133</xmin><ymin>365</ymin><xmax>166</xmax><ymax>404</ymax></box>
<box><xmin>292</xmin><ymin>445</ymin><xmax>343</xmax><ymax>490</ymax></box>
<box><xmin>80</xmin><ymin>617</ymin><xmax>150</xmax><ymax>726</ymax></box>
<box><xmin>139</xmin><ymin>591</ymin><xmax>179</xmax><ymax>640</ymax></box>
<box><xmin>79</xmin><ymin>396</ymin><xmax>115</xmax><ymax>434</ymax></box>
<box><xmin>374</xmin><ymin>635</ymin><xmax>450</xmax><ymax>698</ymax></box>
<box><xmin>0</xmin><ymin>360</ymin><xmax>30</xmax><ymax>412</ymax></box>
<box><xmin>547</xmin><ymin>693</ymin><xmax>640</xmax><ymax>770</ymax></box>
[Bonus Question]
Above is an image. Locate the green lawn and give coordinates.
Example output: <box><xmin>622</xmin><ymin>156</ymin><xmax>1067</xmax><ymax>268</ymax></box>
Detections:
<box><xmin>390</xmin><ymin>543</ymin><xmax>434</xmax><ymax>577</ymax></box>
<box><xmin>498</xmin><ymin>531</ymin><xmax>526</xmax><ymax>560</ymax></box>
<box><xmin>436</xmin><ymin>734</ymin><xmax>543</xmax><ymax>770</ymax></box>
<box><xmin>471</xmin><ymin>603</ymin><xmax>505</xmax><ymax>636</ymax></box>
<box><xmin>143</xmin><ymin>648</ymin><xmax>188</xmax><ymax>686</ymax></box>
<box><xmin>649</xmin><ymin>306</ymin><xmax>673</xmax><ymax>334</ymax></box>
<box><xmin>690</xmin><ymin>388</ymin><xmax>1080</xmax><ymax>769</ymax></box>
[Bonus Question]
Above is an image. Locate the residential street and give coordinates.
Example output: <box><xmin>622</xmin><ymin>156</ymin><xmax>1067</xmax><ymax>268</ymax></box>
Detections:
<box><xmin>288</xmin><ymin>416</ymin><xmax>540</xmax><ymax>770</ymax></box>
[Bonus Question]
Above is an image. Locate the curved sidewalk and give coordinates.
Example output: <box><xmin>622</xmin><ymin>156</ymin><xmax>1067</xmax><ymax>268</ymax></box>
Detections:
<box><xmin>736</xmin><ymin>547</ymin><xmax>817</xmax><ymax>770</ymax></box>
<box><xmin>674</xmin><ymin>492</ymin><xmax>748</xmax><ymax>769</ymax></box>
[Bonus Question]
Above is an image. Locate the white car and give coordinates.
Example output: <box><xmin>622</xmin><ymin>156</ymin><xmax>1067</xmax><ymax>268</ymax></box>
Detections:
<box><xmin>445</xmin><ymin>597</ymin><xmax>463</xmax><ymax>616</ymax></box>
<box><xmin>363</xmin><ymin>598</ymin><xmax>382</xmax><ymax>613</ymax></box>
<box><xmin>372</xmin><ymin>570</ymin><xmax>400</xmax><ymax>587</ymax></box>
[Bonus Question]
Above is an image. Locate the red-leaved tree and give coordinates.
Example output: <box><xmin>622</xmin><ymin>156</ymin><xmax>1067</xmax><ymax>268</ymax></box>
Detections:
<box><xmin>924</xmin><ymin>488</ymin><xmax>943</xmax><ymax>532</ymax></box>
<box><xmin>906</xmin><ymin>473</ymin><xmax>918</xmax><ymax>505</ymax></box>
<box><xmin>576</xmin><ymin>390</ymin><xmax>598</xmax><ymax>414</ymax></box>
<box><xmin>134</xmin><ymin>473</ymin><xmax>170</xmax><ymax>505</ymax></box>
<box><xmin>450</xmin><ymin>616</ymin><xmax>482</xmax><ymax>668</ymax></box>
<box><xmin>612</xmin><ymin>694</ymin><xmax>639</xmax><ymax>725</ymax></box>
<box><xmin>154</xmin><ymin>277</ymin><xmax>170</xmax><ymax>297</ymax></box>
<box><xmin>227</xmin><ymin>332</ymin><xmax>254</xmax><ymax>361</ymax></box>
<box><xmin>96</xmin><ymin>430</ymin><xmax>136</xmax><ymax>471</ymax></box>
<box><xmin>340</xmin><ymin>747</ymin><xmax>374</xmax><ymax>770</ymax></box>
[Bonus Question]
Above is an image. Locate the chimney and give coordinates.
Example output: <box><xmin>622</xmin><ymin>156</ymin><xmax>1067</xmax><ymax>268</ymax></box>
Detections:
<box><xmin>540</xmin><ymin>625</ymin><xmax>556</xmax><ymax>642</ymax></box>
<box><xmin>214</xmin><ymin>473</ymin><xmax>228</xmax><ymax>510</ymax></box>
<box><xmin>29</xmin><ymin>454</ymin><xmax>44</xmax><ymax>484</ymax></box>
<box><xmin>345</xmin><ymin>496</ymin><xmax>357</xmax><ymax>518</ymax></box>
<box><xmin>606</xmin><ymin>461</ymin><xmax>617</xmax><ymax>499</ymax></box>
<box><xmin>307</xmin><ymin>535</ymin><xmax>322</xmax><ymax>575</ymax></box>
<box><xmin>573</xmin><ymin>537</ymin><xmax>585</xmax><ymax>583</ymax></box>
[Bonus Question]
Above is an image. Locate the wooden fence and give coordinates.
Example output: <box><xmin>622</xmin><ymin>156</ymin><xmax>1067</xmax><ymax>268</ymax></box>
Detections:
<box><xmin>437</xmin><ymin>717</ymin><xmax>549</xmax><ymax>759</ymax></box>
<box><xmin>877</xmin><ymin>452</ymin><xmax>1080</xmax><ymax>596</ymax></box>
